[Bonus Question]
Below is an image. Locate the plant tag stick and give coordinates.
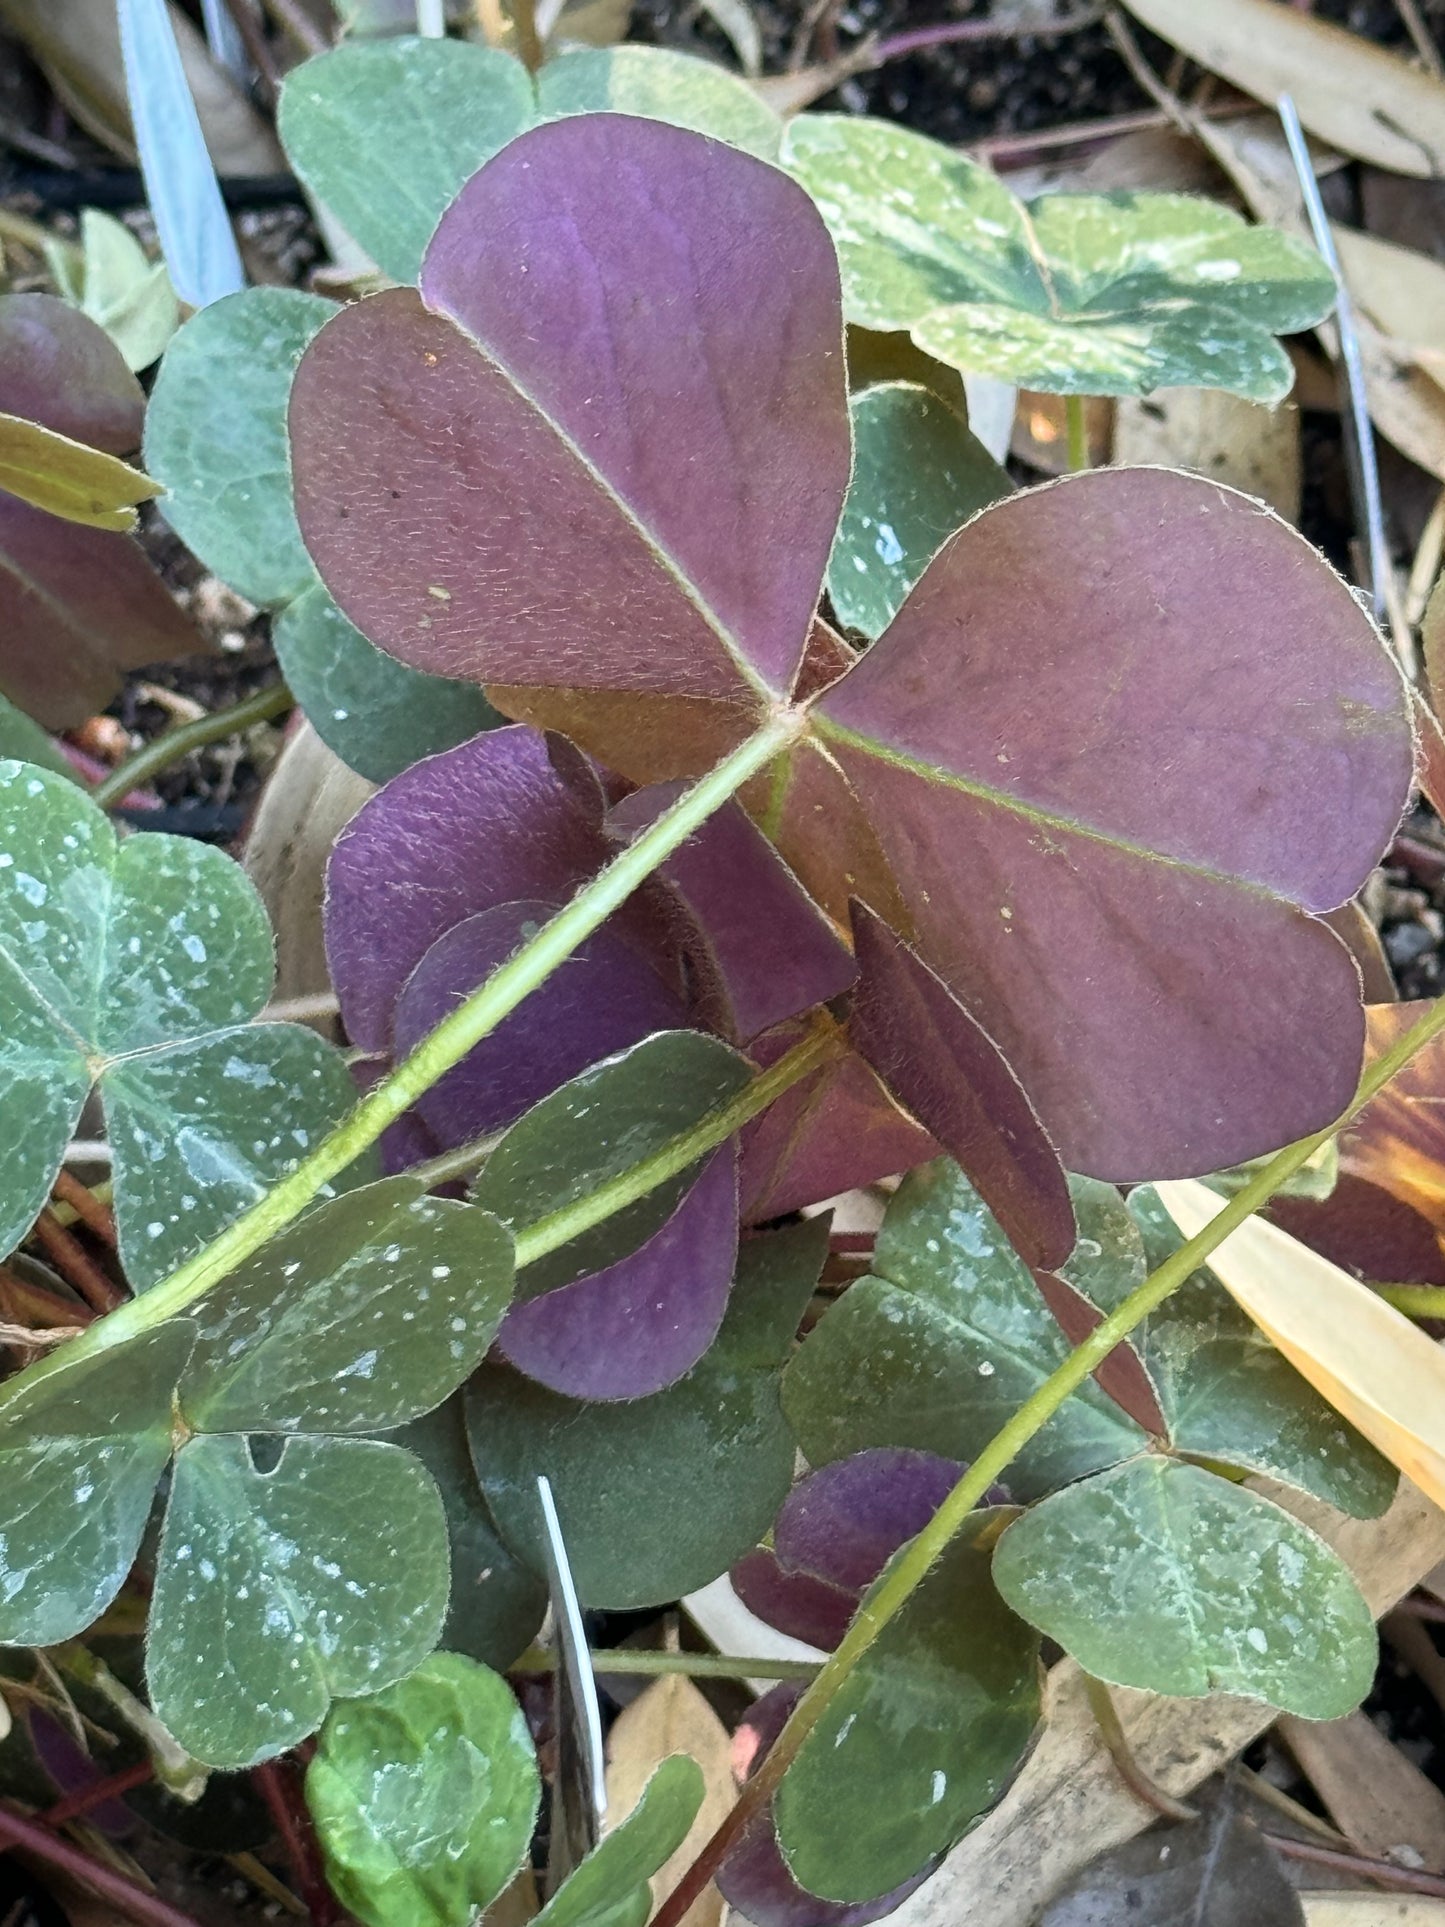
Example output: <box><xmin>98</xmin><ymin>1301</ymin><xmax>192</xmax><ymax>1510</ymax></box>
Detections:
<box><xmin>536</xmin><ymin>1475</ymin><xmax>606</xmax><ymax>1889</ymax></box>
<box><xmin>1277</xmin><ymin>91</ymin><xmax>1391</xmax><ymax>634</ymax></box>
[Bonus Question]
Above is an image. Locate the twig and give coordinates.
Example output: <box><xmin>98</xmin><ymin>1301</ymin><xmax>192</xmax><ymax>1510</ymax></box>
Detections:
<box><xmin>1084</xmin><ymin>1675</ymin><xmax>1200</xmax><ymax>1821</ymax></box>
<box><xmin>0</xmin><ymin>1265</ymin><xmax>91</xmax><ymax>1331</ymax></box>
<box><xmin>871</xmin><ymin>6</ymin><xmax>1102</xmax><ymax>66</ymax></box>
<box><xmin>0</xmin><ymin>1802</ymin><xmax>205</xmax><ymax>1927</ymax></box>
<box><xmin>91</xmin><ymin>682</ymin><xmax>292</xmax><ymax>812</ymax></box>
<box><xmin>252</xmin><ymin>1762</ymin><xmax>338</xmax><ymax>1927</ymax></box>
<box><xmin>258</xmin><ymin>992</ymin><xmax>342</xmax><ymax>1027</ymax></box>
<box><xmin>1266</xmin><ymin>1834</ymin><xmax>1445</xmax><ymax>1896</ymax></box>
<box><xmin>217</xmin><ymin>0</ymin><xmax>282</xmax><ymax>101</ymax></box>
<box><xmin>1103</xmin><ymin>7</ymin><xmax>1196</xmax><ymax>134</ymax></box>
<box><xmin>51</xmin><ymin>1172</ymin><xmax>116</xmax><ymax>1248</ymax></box>
<box><xmin>29</xmin><ymin>1212</ymin><xmax>123</xmax><ymax>1315</ymax></box>
<box><xmin>43</xmin><ymin>1758</ymin><xmax>154</xmax><ymax>1826</ymax></box>
<box><xmin>1395</xmin><ymin>0</ymin><xmax>1444</xmax><ymax>77</ymax></box>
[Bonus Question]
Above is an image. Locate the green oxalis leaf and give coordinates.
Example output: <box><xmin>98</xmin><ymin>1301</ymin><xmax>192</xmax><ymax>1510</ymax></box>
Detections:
<box><xmin>784</xmin><ymin>1160</ymin><xmax>1394</xmax><ymax>1518</ymax></box>
<box><xmin>305</xmin><ymin>1651</ymin><xmax>541</xmax><ymax>1927</ymax></box>
<box><xmin>467</xmin><ymin>1218</ymin><xmax>828</xmax><ymax>1609</ymax></box>
<box><xmin>0</xmin><ymin>759</ymin><xmax>373</xmax><ymax>1284</ymax></box>
<box><xmin>277</xmin><ymin>39</ymin><xmax>781</xmax><ymax>286</ymax></box>
<box><xmin>783</xmin><ymin>115</ymin><xmax>1337</xmax><ymax>400</ymax></box>
<box><xmin>0</xmin><ymin>1322</ymin><xmax>195</xmax><ymax>1645</ymax></box>
<box><xmin>143</xmin><ymin>290</ymin><xmax>498</xmax><ymax>784</ymax></box>
<box><xmin>535</xmin><ymin>1756</ymin><xmax>706</xmax><ymax>1927</ymax></box>
<box><xmin>774</xmin><ymin>1512</ymin><xmax>1041</xmax><ymax>1904</ymax></box>
<box><xmin>150</xmin><ymin>1434</ymin><xmax>451</xmax><ymax>1768</ymax></box>
<box><xmin>991</xmin><ymin>1456</ymin><xmax>1377</xmax><ymax>1719</ymax></box>
<box><xmin>472</xmin><ymin>1028</ymin><xmax>752</xmax><ymax>1296</ymax></box>
<box><xmin>827</xmin><ymin>381</ymin><xmax>1011</xmax><ymax>641</ymax></box>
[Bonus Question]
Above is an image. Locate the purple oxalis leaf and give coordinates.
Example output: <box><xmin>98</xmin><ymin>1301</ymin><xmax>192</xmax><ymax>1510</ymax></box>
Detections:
<box><xmin>291</xmin><ymin>115</ymin><xmax>849</xmax><ymax>722</ymax></box>
<box><xmin>496</xmin><ymin>1146</ymin><xmax>740</xmax><ymax>1399</ymax></box>
<box><xmin>392</xmin><ymin>899</ymin><xmax>688</xmax><ymax>1146</ymax></box>
<box><xmin>740</xmin><ymin>1020</ymin><xmax>937</xmax><ymax>1223</ymax></box>
<box><xmin>718</xmin><ymin>1684</ymin><xmax>934</xmax><ymax>1927</ymax></box>
<box><xmin>608</xmin><ymin>788</ymin><xmax>856</xmax><ymax>1043</ymax></box>
<box><xmin>816</xmin><ymin>470</ymin><xmax>1413</xmax><ymax>1180</ymax></box>
<box><xmin>0</xmin><ymin>293</ymin><xmax>145</xmax><ymax>453</ymax></box>
<box><xmin>848</xmin><ymin>901</ymin><xmax>1075</xmax><ymax>1272</ymax></box>
<box><xmin>732</xmin><ymin>1448</ymin><xmax>965</xmax><ymax>1651</ymax></box>
<box><xmin>325</xmin><ymin>725</ymin><xmax>669</xmax><ymax>1057</ymax></box>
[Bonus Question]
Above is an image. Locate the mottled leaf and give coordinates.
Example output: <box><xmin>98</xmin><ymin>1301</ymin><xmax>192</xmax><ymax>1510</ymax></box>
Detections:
<box><xmin>149</xmin><ymin>1433</ymin><xmax>450</xmax><ymax>1766</ymax></box>
<box><xmin>0</xmin><ymin>412</ymin><xmax>159</xmax><ymax>530</ymax></box>
<box><xmin>389</xmin><ymin>1403</ymin><xmax>545</xmax><ymax>1669</ymax></box>
<box><xmin>827</xmin><ymin>382</ymin><xmax>1009</xmax><ymax>638</ymax></box>
<box><xmin>466</xmin><ymin>1219</ymin><xmax>827</xmax><ymax>1608</ymax></box>
<box><xmin>0</xmin><ymin>761</ymin><xmax>272</xmax><ymax>1259</ymax></box>
<box><xmin>784</xmin><ymin>115</ymin><xmax>1335</xmax><ymax>399</ymax></box>
<box><xmin>177</xmin><ymin>1178</ymin><xmax>514</xmax><ymax>1433</ymax></box>
<box><xmin>734</xmin><ymin>1448</ymin><xmax>964</xmax><ymax>1651</ymax></box>
<box><xmin>279</xmin><ymin>39</ymin><xmax>534</xmax><ymax>284</ymax></box>
<box><xmin>145</xmin><ymin>288</ymin><xmax>337</xmax><ymax>607</ymax></box>
<box><xmin>0</xmin><ymin>292</ymin><xmax>144</xmax><ymax>451</ymax></box>
<box><xmin>273</xmin><ymin>585</ymin><xmax>500</xmax><ymax>785</ymax></box>
<box><xmin>0</xmin><ymin>1323</ymin><xmax>194</xmax><ymax>1645</ymax></box>
<box><xmin>306</xmin><ymin>1652</ymin><xmax>540</xmax><ymax>1927</ymax></box>
<box><xmin>775</xmin><ymin>1512</ymin><xmax>1041</xmax><ymax>1902</ymax></box>
<box><xmin>814</xmin><ymin>468</ymin><xmax>1411</xmax><ymax>1179</ymax></box>
<box><xmin>104</xmin><ymin>1022</ymin><xmax>376</xmax><ymax>1292</ymax></box>
<box><xmin>536</xmin><ymin>44</ymin><xmax>780</xmax><ymax>158</ymax></box>
<box><xmin>1121</xmin><ymin>1185</ymin><xmax>1397</xmax><ymax>1518</ymax></box>
<box><xmin>472</xmin><ymin>1028</ymin><xmax>751</xmax><ymax>1294</ymax></box>
<box><xmin>1041</xmin><ymin>1798</ymin><xmax>1303</xmax><ymax>1927</ymax></box>
<box><xmin>783</xmin><ymin>1160</ymin><xmax>1145</xmax><ymax>1498</ymax></box>
<box><xmin>848</xmin><ymin>902</ymin><xmax>1074</xmax><ymax>1270</ymax></box>
<box><xmin>291</xmin><ymin>117</ymin><xmax>848</xmax><ymax>717</ymax></box>
<box><xmin>991</xmin><ymin>1456</ymin><xmax>1377</xmax><ymax>1717</ymax></box>
<box><xmin>535</xmin><ymin>1755</ymin><xmax>705</xmax><ymax>1927</ymax></box>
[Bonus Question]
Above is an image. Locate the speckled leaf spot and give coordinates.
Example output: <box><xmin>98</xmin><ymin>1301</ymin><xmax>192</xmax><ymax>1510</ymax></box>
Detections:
<box><xmin>176</xmin><ymin>1176</ymin><xmax>515</xmax><ymax>1434</ymax></box>
<box><xmin>305</xmin><ymin>1651</ymin><xmax>540</xmax><ymax>1927</ymax></box>
<box><xmin>148</xmin><ymin>1433</ymin><xmax>450</xmax><ymax>1767</ymax></box>
<box><xmin>0</xmin><ymin>1320</ymin><xmax>194</xmax><ymax>1645</ymax></box>
<box><xmin>783</xmin><ymin>115</ymin><xmax>1337</xmax><ymax>400</ymax></box>
<box><xmin>773</xmin><ymin>1511</ymin><xmax>1041</xmax><ymax>1905</ymax></box>
<box><xmin>0</xmin><ymin>761</ymin><xmax>374</xmax><ymax>1282</ymax></box>
<box><xmin>990</xmin><ymin>1456</ymin><xmax>1377</xmax><ymax>1717</ymax></box>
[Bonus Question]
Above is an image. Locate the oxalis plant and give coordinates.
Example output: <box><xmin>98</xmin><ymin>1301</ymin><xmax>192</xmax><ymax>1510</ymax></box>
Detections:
<box><xmin>0</xmin><ymin>54</ymin><xmax>1436</xmax><ymax>1927</ymax></box>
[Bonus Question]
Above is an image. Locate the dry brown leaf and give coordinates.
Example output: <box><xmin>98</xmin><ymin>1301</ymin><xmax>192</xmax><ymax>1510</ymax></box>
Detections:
<box><xmin>1155</xmin><ymin>1178</ymin><xmax>1445</xmax><ymax>1511</ymax></box>
<box><xmin>604</xmin><ymin>1674</ymin><xmax>735</xmax><ymax>1927</ymax></box>
<box><xmin>887</xmin><ymin>1481</ymin><xmax>1445</xmax><ymax>1927</ymax></box>
<box><xmin>1113</xmin><ymin>390</ymin><xmax>1301</xmax><ymax>522</ymax></box>
<box><xmin>1335</xmin><ymin>228</ymin><xmax>1445</xmax><ymax>360</ymax></box>
<box><xmin>242</xmin><ymin>722</ymin><xmax>372</xmax><ymax>1023</ymax></box>
<box><xmin>1122</xmin><ymin>0</ymin><xmax>1445</xmax><ymax>175</ymax></box>
<box><xmin>1343</xmin><ymin>1003</ymin><xmax>1445</xmax><ymax>1230</ymax></box>
<box><xmin>1303</xmin><ymin>1901</ymin><xmax>1445</xmax><ymax>1925</ymax></box>
<box><xmin>1278</xmin><ymin>1709</ymin><xmax>1445</xmax><ymax>1869</ymax></box>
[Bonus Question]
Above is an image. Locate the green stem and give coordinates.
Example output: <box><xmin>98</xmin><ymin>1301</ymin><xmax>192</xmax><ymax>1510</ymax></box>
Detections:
<box><xmin>91</xmin><ymin>683</ymin><xmax>294</xmax><ymax>809</ymax></box>
<box><xmin>648</xmin><ymin>991</ymin><xmax>1445</xmax><ymax>1927</ymax></box>
<box><xmin>1065</xmin><ymin>394</ymin><xmax>1090</xmax><ymax>471</ymax></box>
<box><xmin>45</xmin><ymin>712</ymin><xmax>804</xmax><ymax>1365</ymax></box>
<box><xmin>510</xmin><ymin>1648</ymin><xmax>818</xmax><ymax>1681</ymax></box>
<box><xmin>1378</xmin><ymin>1285</ymin><xmax>1445</xmax><ymax>1318</ymax></box>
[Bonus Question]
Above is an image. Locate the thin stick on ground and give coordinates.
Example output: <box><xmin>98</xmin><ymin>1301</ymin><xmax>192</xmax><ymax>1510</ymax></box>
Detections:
<box><xmin>29</xmin><ymin>1211</ymin><xmax>123</xmax><ymax>1314</ymax></box>
<box><xmin>51</xmin><ymin>1171</ymin><xmax>116</xmax><ymax>1247</ymax></box>
<box><xmin>0</xmin><ymin>1802</ymin><xmax>205</xmax><ymax>1927</ymax></box>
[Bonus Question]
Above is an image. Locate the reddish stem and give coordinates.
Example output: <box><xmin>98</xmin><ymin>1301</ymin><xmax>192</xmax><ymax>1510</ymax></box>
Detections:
<box><xmin>1266</xmin><ymin>1834</ymin><xmax>1445</xmax><ymax>1896</ymax></box>
<box><xmin>253</xmin><ymin>1761</ymin><xmax>339</xmax><ymax>1925</ymax></box>
<box><xmin>0</xmin><ymin>1801</ymin><xmax>203</xmax><ymax>1927</ymax></box>
<box><xmin>0</xmin><ymin>1264</ymin><xmax>91</xmax><ymax>1330</ymax></box>
<box><xmin>43</xmin><ymin>1757</ymin><xmax>154</xmax><ymax>1825</ymax></box>
<box><xmin>29</xmin><ymin>1211</ymin><xmax>124</xmax><ymax>1314</ymax></box>
<box><xmin>51</xmin><ymin>1172</ymin><xmax>117</xmax><ymax>1247</ymax></box>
